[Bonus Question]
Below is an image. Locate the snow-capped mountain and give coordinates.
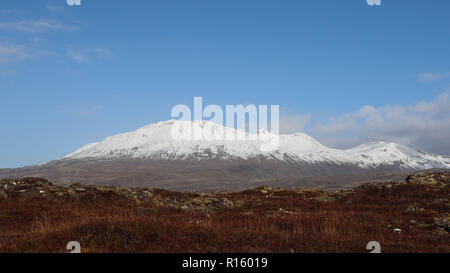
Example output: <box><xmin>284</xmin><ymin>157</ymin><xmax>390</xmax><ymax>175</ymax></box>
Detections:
<box><xmin>2</xmin><ymin>119</ymin><xmax>448</xmax><ymax>191</ymax></box>
<box><xmin>64</xmin><ymin>119</ymin><xmax>450</xmax><ymax>170</ymax></box>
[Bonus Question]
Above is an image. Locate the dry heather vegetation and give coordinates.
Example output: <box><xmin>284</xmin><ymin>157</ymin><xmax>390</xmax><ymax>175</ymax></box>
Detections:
<box><xmin>0</xmin><ymin>171</ymin><xmax>449</xmax><ymax>253</ymax></box>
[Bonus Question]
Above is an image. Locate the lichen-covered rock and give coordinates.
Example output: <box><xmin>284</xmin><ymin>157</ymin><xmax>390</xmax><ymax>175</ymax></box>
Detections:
<box><xmin>183</xmin><ymin>196</ymin><xmax>234</xmax><ymax>211</ymax></box>
<box><xmin>136</xmin><ymin>190</ymin><xmax>153</xmax><ymax>201</ymax></box>
<box><xmin>406</xmin><ymin>171</ymin><xmax>449</xmax><ymax>185</ymax></box>
<box><xmin>74</xmin><ymin>187</ymin><xmax>86</xmax><ymax>193</ymax></box>
<box><xmin>0</xmin><ymin>178</ymin><xmax>159</xmax><ymax>203</ymax></box>
<box><xmin>257</xmin><ymin>186</ymin><xmax>273</xmax><ymax>195</ymax></box>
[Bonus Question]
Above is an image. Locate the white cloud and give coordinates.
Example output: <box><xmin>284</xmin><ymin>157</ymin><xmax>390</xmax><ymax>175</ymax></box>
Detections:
<box><xmin>0</xmin><ymin>44</ymin><xmax>30</xmax><ymax>63</ymax></box>
<box><xmin>279</xmin><ymin>114</ymin><xmax>310</xmax><ymax>134</ymax></box>
<box><xmin>67</xmin><ymin>48</ymin><xmax>112</xmax><ymax>63</ymax></box>
<box><xmin>67</xmin><ymin>49</ymin><xmax>90</xmax><ymax>63</ymax></box>
<box><xmin>309</xmin><ymin>91</ymin><xmax>450</xmax><ymax>155</ymax></box>
<box><xmin>418</xmin><ymin>72</ymin><xmax>449</xmax><ymax>82</ymax></box>
<box><xmin>0</xmin><ymin>19</ymin><xmax>75</xmax><ymax>33</ymax></box>
<box><xmin>0</xmin><ymin>42</ymin><xmax>55</xmax><ymax>64</ymax></box>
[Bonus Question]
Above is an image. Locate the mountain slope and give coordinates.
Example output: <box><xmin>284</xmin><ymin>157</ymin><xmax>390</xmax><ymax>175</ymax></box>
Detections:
<box><xmin>63</xmin><ymin>120</ymin><xmax>450</xmax><ymax>169</ymax></box>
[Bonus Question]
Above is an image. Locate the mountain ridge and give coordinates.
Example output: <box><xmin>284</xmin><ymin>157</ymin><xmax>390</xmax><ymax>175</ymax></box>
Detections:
<box><xmin>62</xmin><ymin>119</ymin><xmax>450</xmax><ymax>170</ymax></box>
<box><xmin>1</xmin><ymin>120</ymin><xmax>448</xmax><ymax>191</ymax></box>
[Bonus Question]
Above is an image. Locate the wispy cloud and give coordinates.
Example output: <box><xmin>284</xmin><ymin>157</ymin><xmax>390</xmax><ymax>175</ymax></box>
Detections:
<box><xmin>0</xmin><ymin>44</ymin><xmax>30</xmax><ymax>63</ymax></box>
<box><xmin>0</xmin><ymin>42</ymin><xmax>55</xmax><ymax>64</ymax></box>
<box><xmin>0</xmin><ymin>44</ymin><xmax>110</xmax><ymax>66</ymax></box>
<box><xmin>418</xmin><ymin>72</ymin><xmax>449</xmax><ymax>82</ymax></box>
<box><xmin>279</xmin><ymin>114</ymin><xmax>310</xmax><ymax>134</ymax></box>
<box><xmin>309</xmin><ymin>91</ymin><xmax>450</xmax><ymax>154</ymax></box>
<box><xmin>0</xmin><ymin>18</ymin><xmax>75</xmax><ymax>33</ymax></box>
<box><xmin>68</xmin><ymin>49</ymin><xmax>90</xmax><ymax>63</ymax></box>
<box><xmin>67</xmin><ymin>48</ymin><xmax>112</xmax><ymax>63</ymax></box>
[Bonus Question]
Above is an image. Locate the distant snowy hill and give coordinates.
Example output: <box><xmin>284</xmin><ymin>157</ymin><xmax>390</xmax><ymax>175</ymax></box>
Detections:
<box><xmin>64</xmin><ymin>120</ymin><xmax>450</xmax><ymax>170</ymax></box>
<box><xmin>1</xmin><ymin>120</ymin><xmax>448</xmax><ymax>191</ymax></box>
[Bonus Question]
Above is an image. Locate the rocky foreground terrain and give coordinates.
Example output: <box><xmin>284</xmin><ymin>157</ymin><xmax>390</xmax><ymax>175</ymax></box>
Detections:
<box><xmin>0</xmin><ymin>171</ymin><xmax>449</xmax><ymax>252</ymax></box>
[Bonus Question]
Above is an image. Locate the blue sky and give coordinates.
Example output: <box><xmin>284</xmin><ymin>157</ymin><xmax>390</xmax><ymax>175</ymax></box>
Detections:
<box><xmin>1</xmin><ymin>0</ymin><xmax>449</xmax><ymax>168</ymax></box>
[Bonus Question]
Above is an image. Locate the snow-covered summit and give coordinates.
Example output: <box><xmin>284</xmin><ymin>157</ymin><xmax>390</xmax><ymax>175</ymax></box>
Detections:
<box><xmin>64</xmin><ymin>120</ymin><xmax>450</xmax><ymax>170</ymax></box>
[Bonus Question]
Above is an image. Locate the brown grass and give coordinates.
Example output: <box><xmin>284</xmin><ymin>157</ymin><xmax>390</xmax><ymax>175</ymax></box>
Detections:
<box><xmin>0</xmin><ymin>181</ymin><xmax>449</xmax><ymax>253</ymax></box>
